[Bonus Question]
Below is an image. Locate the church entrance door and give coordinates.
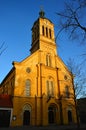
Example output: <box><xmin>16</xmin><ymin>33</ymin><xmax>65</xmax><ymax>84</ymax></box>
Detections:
<box><xmin>68</xmin><ymin>110</ymin><xmax>72</xmax><ymax>124</ymax></box>
<box><xmin>23</xmin><ymin>110</ymin><xmax>30</xmax><ymax>126</ymax></box>
<box><xmin>48</xmin><ymin>105</ymin><xmax>56</xmax><ymax>124</ymax></box>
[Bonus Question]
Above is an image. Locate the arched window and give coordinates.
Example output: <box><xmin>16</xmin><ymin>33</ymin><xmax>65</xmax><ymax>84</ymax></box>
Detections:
<box><xmin>46</xmin><ymin>54</ymin><xmax>51</xmax><ymax>67</ymax></box>
<box><xmin>46</xmin><ymin>78</ymin><xmax>54</xmax><ymax>97</ymax></box>
<box><xmin>65</xmin><ymin>86</ymin><xmax>70</xmax><ymax>98</ymax></box>
<box><xmin>25</xmin><ymin>79</ymin><xmax>31</xmax><ymax>96</ymax></box>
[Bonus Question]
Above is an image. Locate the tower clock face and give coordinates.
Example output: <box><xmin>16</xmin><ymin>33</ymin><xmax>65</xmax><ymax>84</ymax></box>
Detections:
<box><xmin>26</xmin><ymin>67</ymin><xmax>31</xmax><ymax>73</ymax></box>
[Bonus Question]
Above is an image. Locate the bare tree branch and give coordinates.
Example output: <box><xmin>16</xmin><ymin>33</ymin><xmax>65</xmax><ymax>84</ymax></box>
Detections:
<box><xmin>57</xmin><ymin>0</ymin><xmax>86</xmax><ymax>44</ymax></box>
<box><xmin>0</xmin><ymin>42</ymin><xmax>7</xmax><ymax>56</ymax></box>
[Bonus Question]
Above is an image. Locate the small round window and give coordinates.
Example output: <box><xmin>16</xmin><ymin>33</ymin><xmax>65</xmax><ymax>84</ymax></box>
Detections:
<box><xmin>64</xmin><ymin>75</ymin><xmax>67</xmax><ymax>80</ymax></box>
<box><xmin>26</xmin><ymin>67</ymin><xmax>31</xmax><ymax>73</ymax></box>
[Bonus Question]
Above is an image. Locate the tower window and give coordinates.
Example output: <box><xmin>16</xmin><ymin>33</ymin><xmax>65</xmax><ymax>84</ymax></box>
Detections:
<box><xmin>49</xmin><ymin>29</ymin><xmax>52</xmax><ymax>38</ymax></box>
<box><xmin>42</xmin><ymin>25</ymin><xmax>45</xmax><ymax>36</ymax></box>
<box><xmin>25</xmin><ymin>79</ymin><xmax>31</xmax><ymax>96</ymax></box>
<box><xmin>46</xmin><ymin>54</ymin><xmax>51</xmax><ymax>67</ymax></box>
<box><xmin>46</xmin><ymin>27</ymin><xmax>48</xmax><ymax>37</ymax></box>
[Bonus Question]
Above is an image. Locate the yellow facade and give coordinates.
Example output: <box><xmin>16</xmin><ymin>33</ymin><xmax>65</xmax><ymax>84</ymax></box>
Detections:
<box><xmin>0</xmin><ymin>10</ymin><xmax>77</xmax><ymax>127</ymax></box>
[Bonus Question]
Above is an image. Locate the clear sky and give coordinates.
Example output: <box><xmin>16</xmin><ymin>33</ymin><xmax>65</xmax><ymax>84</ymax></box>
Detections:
<box><xmin>0</xmin><ymin>0</ymin><xmax>85</xmax><ymax>83</ymax></box>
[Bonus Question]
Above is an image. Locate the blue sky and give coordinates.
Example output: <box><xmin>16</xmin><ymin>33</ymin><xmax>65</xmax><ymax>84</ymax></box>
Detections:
<box><xmin>0</xmin><ymin>0</ymin><xmax>85</xmax><ymax>83</ymax></box>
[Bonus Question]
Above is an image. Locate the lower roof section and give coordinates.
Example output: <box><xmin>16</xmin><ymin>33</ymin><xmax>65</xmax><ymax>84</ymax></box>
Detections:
<box><xmin>0</xmin><ymin>94</ymin><xmax>13</xmax><ymax>108</ymax></box>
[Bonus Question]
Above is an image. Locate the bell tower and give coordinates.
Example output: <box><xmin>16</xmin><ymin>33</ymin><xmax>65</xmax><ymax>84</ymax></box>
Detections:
<box><xmin>30</xmin><ymin>9</ymin><xmax>57</xmax><ymax>55</ymax></box>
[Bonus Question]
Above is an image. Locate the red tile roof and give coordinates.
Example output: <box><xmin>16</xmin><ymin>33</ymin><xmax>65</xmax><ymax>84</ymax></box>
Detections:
<box><xmin>0</xmin><ymin>94</ymin><xmax>13</xmax><ymax>108</ymax></box>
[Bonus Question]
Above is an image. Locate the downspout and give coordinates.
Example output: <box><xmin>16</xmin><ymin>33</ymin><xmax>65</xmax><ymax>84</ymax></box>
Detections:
<box><xmin>39</xmin><ymin>63</ymin><xmax>43</xmax><ymax>125</ymax></box>
<box><xmin>56</xmin><ymin>67</ymin><xmax>63</xmax><ymax>125</ymax></box>
<box><xmin>35</xmin><ymin>64</ymin><xmax>39</xmax><ymax>125</ymax></box>
<box><xmin>35</xmin><ymin>95</ymin><xmax>37</xmax><ymax>125</ymax></box>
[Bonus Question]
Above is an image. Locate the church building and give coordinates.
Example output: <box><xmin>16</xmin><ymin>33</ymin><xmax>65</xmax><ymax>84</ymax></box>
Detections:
<box><xmin>0</xmin><ymin>10</ymin><xmax>77</xmax><ymax>127</ymax></box>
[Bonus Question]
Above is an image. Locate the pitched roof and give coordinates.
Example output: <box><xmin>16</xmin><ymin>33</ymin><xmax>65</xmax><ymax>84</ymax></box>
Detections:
<box><xmin>0</xmin><ymin>94</ymin><xmax>13</xmax><ymax>108</ymax></box>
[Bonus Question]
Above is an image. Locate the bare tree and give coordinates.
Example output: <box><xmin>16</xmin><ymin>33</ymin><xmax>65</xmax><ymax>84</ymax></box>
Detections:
<box><xmin>56</xmin><ymin>0</ymin><xmax>86</xmax><ymax>44</ymax></box>
<box><xmin>66</xmin><ymin>58</ymin><xmax>86</xmax><ymax>98</ymax></box>
<box><xmin>65</xmin><ymin>58</ymin><xmax>86</xmax><ymax>127</ymax></box>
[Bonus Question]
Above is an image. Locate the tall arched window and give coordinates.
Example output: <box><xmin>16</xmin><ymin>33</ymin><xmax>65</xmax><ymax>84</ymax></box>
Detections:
<box><xmin>46</xmin><ymin>54</ymin><xmax>51</xmax><ymax>67</ymax></box>
<box><xmin>25</xmin><ymin>79</ymin><xmax>31</xmax><ymax>96</ymax></box>
<box><xmin>46</xmin><ymin>77</ymin><xmax>54</xmax><ymax>97</ymax></box>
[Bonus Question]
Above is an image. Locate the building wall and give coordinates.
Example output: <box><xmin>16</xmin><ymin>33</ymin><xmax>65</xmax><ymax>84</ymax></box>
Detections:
<box><xmin>0</xmin><ymin>68</ymin><xmax>15</xmax><ymax>96</ymax></box>
<box><xmin>10</xmin><ymin>49</ymin><xmax>77</xmax><ymax>126</ymax></box>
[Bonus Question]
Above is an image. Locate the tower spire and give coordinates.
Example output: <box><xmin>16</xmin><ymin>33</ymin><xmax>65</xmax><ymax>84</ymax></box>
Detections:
<box><xmin>39</xmin><ymin>6</ymin><xmax>45</xmax><ymax>18</ymax></box>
